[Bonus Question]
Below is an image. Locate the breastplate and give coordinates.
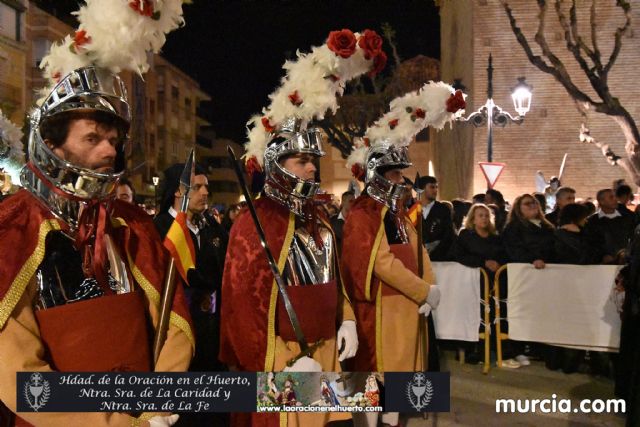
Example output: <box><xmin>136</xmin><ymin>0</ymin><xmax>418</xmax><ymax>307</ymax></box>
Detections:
<box><xmin>35</xmin><ymin>231</ymin><xmax>130</xmax><ymax>310</ymax></box>
<box><xmin>283</xmin><ymin>223</ymin><xmax>335</xmax><ymax>286</ymax></box>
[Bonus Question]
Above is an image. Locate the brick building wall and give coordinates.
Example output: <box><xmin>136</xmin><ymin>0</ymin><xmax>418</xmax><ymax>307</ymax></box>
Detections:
<box><xmin>440</xmin><ymin>0</ymin><xmax>640</xmax><ymax>203</ymax></box>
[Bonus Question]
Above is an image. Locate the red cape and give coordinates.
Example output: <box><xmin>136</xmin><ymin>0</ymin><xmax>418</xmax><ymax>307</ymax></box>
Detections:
<box><xmin>340</xmin><ymin>195</ymin><xmax>387</xmax><ymax>371</ymax></box>
<box><xmin>0</xmin><ymin>189</ymin><xmax>193</xmax><ymax>347</ymax></box>
<box><xmin>219</xmin><ymin>196</ymin><xmax>292</xmax><ymax>371</ymax></box>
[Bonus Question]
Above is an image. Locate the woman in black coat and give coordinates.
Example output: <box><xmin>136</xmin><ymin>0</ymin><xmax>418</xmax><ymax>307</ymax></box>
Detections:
<box><xmin>452</xmin><ymin>203</ymin><xmax>507</xmax><ymax>272</ymax></box>
<box><xmin>503</xmin><ymin>194</ymin><xmax>556</xmax><ymax>268</ymax></box>
<box><xmin>547</xmin><ymin>203</ymin><xmax>594</xmax><ymax>373</ymax></box>
<box><xmin>501</xmin><ymin>194</ymin><xmax>556</xmax><ymax>367</ymax></box>
<box><xmin>450</xmin><ymin>204</ymin><xmax>507</xmax><ymax>364</ymax></box>
<box><xmin>554</xmin><ymin>203</ymin><xmax>590</xmax><ymax>264</ymax></box>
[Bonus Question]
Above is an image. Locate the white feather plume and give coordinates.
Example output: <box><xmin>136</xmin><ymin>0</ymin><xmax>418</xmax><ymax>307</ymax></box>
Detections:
<box><xmin>38</xmin><ymin>0</ymin><xmax>185</xmax><ymax>104</ymax></box>
<box><xmin>345</xmin><ymin>137</ymin><xmax>368</xmax><ymax>169</ymax></box>
<box><xmin>244</xmin><ymin>30</ymin><xmax>381</xmax><ymax>167</ymax></box>
<box><xmin>0</xmin><ymin>109</ymin><xmax>25</xmax><ymax>164</ymax></box>
<box><xmin>348</xmin><ymin>81</ymin><xmax>466</xmax><ymax>171</ymax></box>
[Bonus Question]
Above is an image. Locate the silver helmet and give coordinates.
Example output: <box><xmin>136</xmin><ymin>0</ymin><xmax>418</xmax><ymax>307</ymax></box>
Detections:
<box><xmin>21</xmin><ymin>66</ymin><xmax>131</xmax><ymax>229</ymax></box>
<box><xmin>263</xmin><ymin>117</ymin><xmax>325</xmax><ymax>217</ymax></box>
<box><xmin>364</xmin><ymin>140</ymin><xmax>412</xmax><ymax>213</ymax></box>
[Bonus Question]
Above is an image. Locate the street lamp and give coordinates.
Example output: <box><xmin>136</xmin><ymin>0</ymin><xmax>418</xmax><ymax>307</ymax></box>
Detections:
<box><xmin>458</xmin><ymin>54</ymin><xmax>533</xmax><ymax>162</ymax></box>
<box><xmin>152</xmin><ymin>175</ymin><xmax>160</xmax><ymax>212</ymax></box>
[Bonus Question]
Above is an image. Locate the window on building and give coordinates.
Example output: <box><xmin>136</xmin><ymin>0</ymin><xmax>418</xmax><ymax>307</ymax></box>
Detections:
<box><xmin>184</xmin><ymin>97</ymin><xmax>192</xmax><ymax>121</ymax></box>
<box><xmin>33</xmin><ymin>38</ymin><xmax>51</xmax><ymax>67</ymax></box>
<box><xmin>171</xmin><ymin>85</ymin><xmax>179</xmax><ymax>113</ymax></box>
<box><xmin>0</xmin><ymin>2</ymin><xmax>22</xmax><ymax>42</ymax></box>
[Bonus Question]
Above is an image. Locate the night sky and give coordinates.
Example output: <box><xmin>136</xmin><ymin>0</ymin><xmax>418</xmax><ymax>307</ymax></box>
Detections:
<box><xmin>36</xmin><ymin>0</ymin><xmax>441</xmax><ymax>142</ymax></box>
<box><xmin>161</xmin><ymin>0</ymin><xmax>441</xmax><ymax>142</ymax></box>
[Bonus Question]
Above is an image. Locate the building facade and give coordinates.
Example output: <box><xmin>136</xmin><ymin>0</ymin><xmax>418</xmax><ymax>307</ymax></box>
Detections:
<box><xmin>439</xmin><ymin>0</ymin><xmax>640</xmax><ymax>202</ymax></box>
<box><xmin>0</xmin><ymin>0</ymin><xmax>27</xmax><ymax>125</ymax></box>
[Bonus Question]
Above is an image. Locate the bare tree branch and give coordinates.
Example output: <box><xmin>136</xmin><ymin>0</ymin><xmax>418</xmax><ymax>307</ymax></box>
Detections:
<box><xmin>381</xmin><ymin>22</ymin><xmax>401</xmax><ymax>67</ymax></box>
<box><xmin>500</xmin><ymin>1</ymin><xmax>555</xmax><ymax>74</ymax></box>
<box><xmin>555</xmin><ymin>0</ymin><xmax>609</xmax><ymax>101</ymax></box>
<box><xmin>579</xmin><ymin>123</ymin><xmax>622</xmax><ymax>165</ymax></box>
<box><xmin>318</xmin><ymin>120</ymin><xmax>354</xmax><ymax>158</ymax></box>
<box><xmin>504</xmin><ymin>0</ymin><xmax>640</xmax><ymax>185</ymax></box>
<box><xmin>567</xmin><ymin>0</ymin><xmax>600</xmax><ymax>71</ymax></box>
<box><xmin>502</xmin><ymin>0</ymin><xmax>603</xmax><ymax>108</ymax></box>
<box><xmin>604</xmin><ymin>0</ymin><xmax>632</xmax><ymax>75</ymax></box>
<box><xmin>590</xmin><ymin>0</ymin><xmax>601</xmax><ymax>66</ymax></box>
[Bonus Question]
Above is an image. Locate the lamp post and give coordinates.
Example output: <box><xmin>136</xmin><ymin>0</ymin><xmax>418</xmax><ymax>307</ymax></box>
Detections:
<box><xmin>152</xmin><ymin>175</ymin><xmax>160</xmax><ymax>212</ymax></box>
<box><xmin>459</xmin><ymin>54</ymin><xmax>533</xmax><ymax>163</ymax></box>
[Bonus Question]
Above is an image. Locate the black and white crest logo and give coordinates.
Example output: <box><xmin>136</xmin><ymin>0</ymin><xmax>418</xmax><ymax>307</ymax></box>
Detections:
<box><xmin>24</xmin><ymin>372</ymin><xmax>50</xmax><ymax>411</ymax></box>
<box><xmin>405</xmin><ymin>372</ymin><xmax>433</xmax><ymax>411</ymax></box>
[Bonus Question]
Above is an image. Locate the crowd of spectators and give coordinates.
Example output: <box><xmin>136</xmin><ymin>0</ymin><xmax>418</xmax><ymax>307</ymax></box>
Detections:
<box><xmin>390</xmin><ymin>182</ymin><xmax>640</xmax><ymax>270</ymax></box>
<box><xmin>369</xmin><ymin>178</ymin><xmax>637</xmax><ymax>378</ymax></box>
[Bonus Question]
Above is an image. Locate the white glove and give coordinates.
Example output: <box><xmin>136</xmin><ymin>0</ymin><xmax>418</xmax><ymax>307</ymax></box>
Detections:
<box><xmin>337</xmin><ymin>320</ymin><xmax>358</xmax><ymax>362</ymax></box>
<box><xmin>426</xmin><ymin>284</ymin><xmax>440</xmax><ymax>309</ymax></box>
<box><xmin>418</xmin><ymin>302</ymin><xmax>432</xmax><ymax>317</ymax></box>
<box><xmin>149</xmin><ymin>414</ymin><xmax>179</xmax><ymax>427</ymax></box>
<box><xmin>283</xmin><ymin>356</ymin><xmax>322</xmax><ymax>372</ymax></box>
<box><xmin>418</xmin><ymin>285</ymin><xmax>440</xmax><ymax>317</ymax></box>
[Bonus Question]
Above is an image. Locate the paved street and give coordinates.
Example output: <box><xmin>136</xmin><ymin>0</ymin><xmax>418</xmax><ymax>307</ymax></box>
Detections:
<box><xmin>404</xmin><ymin>350</ymin><xmax>625</xmax><ymax>427</ymax></box>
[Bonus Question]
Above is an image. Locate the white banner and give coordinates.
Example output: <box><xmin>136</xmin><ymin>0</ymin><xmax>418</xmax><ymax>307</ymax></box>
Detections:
<box><xmin>432</xmin><ymin>262</ymin><xmax>482</xmax><ymax>342</ymax></box>
<box><xmin>507</xmin><ymin>263</ymin><xmax>622</xmax><ymax>351</ymax></box>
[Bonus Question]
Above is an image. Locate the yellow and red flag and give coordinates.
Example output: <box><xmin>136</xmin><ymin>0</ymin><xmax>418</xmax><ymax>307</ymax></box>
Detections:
<box><xmin>163</xmin><ymin>211</ymin><xmax>196</xmax><ymax>283</ymax></box>
<box><xmin>407</xmin><ymin>202</ymin><xmax>422</xmax><ymax>227</ymax></box>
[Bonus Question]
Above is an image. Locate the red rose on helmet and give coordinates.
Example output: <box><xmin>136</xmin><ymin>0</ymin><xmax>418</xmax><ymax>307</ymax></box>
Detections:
<box><xmin>446</xmin><ymin>90</ymin><xmax>466</xmax><ymax>113</ymax></box>
<box><xmin>351</xmin><ymin>164</ymin><xmax>365</xmax><ymax>181</ymax></box>
<box><xmin>358</xmin><ymin>30</ymin><xmax>383</xmax><ymax>60</ymax></box>
<box><xmin>261</xmin><ymin>117</ymin><xmax>275</xmax><ymax>133</ymax></box>
<box><xmin>368</xmin><ymin>51</ymin><xmax>387</xmax><ymax>77</ymax></box>
<box><xmin>73</xmin><ymin>30</ymin><xmax>91</xmax><ymax>49</ymax></box>
<box><xmin>327</xmin><ymin>29</ymin><xmax>357</xmax><ymax>59</ymax></box>
<box><xmin>288</xmin><ymin>91</ymin><xmax>303</xmax><ymax>106</ymax></box>
<box><xmin>245</xmin><ymin>156</ymin><xmax>262</xmax><ymax>176</ymax></box>
<box><xmin>415</xmin><ymin>108</ymin><xmax>426</xmax><ymax>119</ymax></box>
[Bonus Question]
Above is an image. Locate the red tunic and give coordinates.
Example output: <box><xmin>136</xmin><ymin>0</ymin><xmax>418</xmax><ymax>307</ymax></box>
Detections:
<box><xmin>341</xmin><ymin>195</ymin><xmax>431</xmax><ymax>372</ymax></box>
<box><xmin>0</xmin><ymin>189</ymin><xmax>192</xmax><ymax>330</ymax></box>
<box><xmin>0</xmin><ymin>190</ymin><xmax>194</xmax><ymax>427</ymax></box>
<box><xmin>340</xmin><ymin>196</ymin><xmax>386</xmax><ymax>370</ymax></box>
<box><xmin>220</xmin><ymin>196</ymin><xmax>350</xmax><ymax>427</ymax></box>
